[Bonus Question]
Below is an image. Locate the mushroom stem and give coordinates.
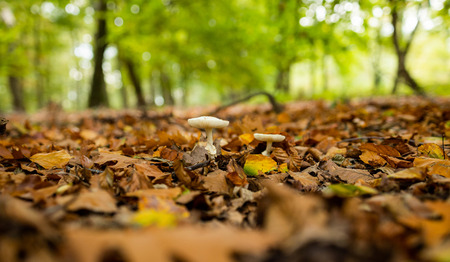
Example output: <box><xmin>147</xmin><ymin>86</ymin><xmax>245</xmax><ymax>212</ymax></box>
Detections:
<box><xmin>204</xmin><ymin>128</ymin><xmax>216</xmax><ymax>155</ymax></box>
<box><xmin>262</xmin><ymin>141</ymin><xmax>273</xmax><ymax>156</ymax></box>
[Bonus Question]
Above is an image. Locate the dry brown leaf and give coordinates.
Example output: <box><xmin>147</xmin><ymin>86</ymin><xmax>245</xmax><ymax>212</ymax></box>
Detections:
<box><xmin>324</xmin><ymin>160</ymin><xmax>374</xmax><ymax>184</ymax></box>
<box><xmin>414</xmin><ymin>157</ymin><xmax>450</xmax><ymax>178</ymax></box>
<box><xmin>126</xmin><ymin>187</ymin><xmax>182</xmax><ymax>199</ymax></box>
<box><xmin>0</xmin><ymin>145</ymin><xmax>14</xmax><ymax>159</ymax></box>
<box><xmin>94</xmin><ymin>151</ymin><xmax>139</xmax><ymax>169</ymax></box>
<box><xmin>226</xmin><ymin>159</ymin><xmax>248</xmax><ymax>187</ymax></box>
<box><xmin>289</xmin><ymin>171</ymin><xmax>319</xmax><ymax>191</ymax></box>
<box><xmin>359</xmin><ymin>150</ymin><xmax>387</xmax><ymax>167</ymax></box>
<box><xmin>58</xmin><ymin>189</ymin><xmax>117</xmax><ymax>213</ymax></box>
<box><xmin>65</xmin><ymin>226</ymin><xmax>275</xmax><ymax>262</ymax></box>
<box><xmin>29</xmin><ymin>150</ymin><xmax>72</xmax><ymax>169</ymax></box>
<box><xmin>203</xmin><ymin>170</ymin><xmax>230</xmax><ymax>194</ymax></box>
<box><xmin>387</xmin><ymin>167</ymin><xmax>426</xmax><ymax>180</ymax></box>
<box><xmin>359</xmin><ymin>143</ymin><xmax>401</xmax><ymax>157</ymax></box>
<box><xmin>135</xmin><ymin>163</ymin><xmax>167</xmax><ymax>180</ymax></box>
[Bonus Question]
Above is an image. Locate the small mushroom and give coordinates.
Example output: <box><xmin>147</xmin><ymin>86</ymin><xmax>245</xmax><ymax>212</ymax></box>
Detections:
<box><xmin>188</xmin><ymin>116</ymin><xmax>229</xmax><ymax>155</ymax></box>
<box><xmin>254</xmin><ymin>133</ymin><xmax>285</xmax><ymax>157</ymax></box>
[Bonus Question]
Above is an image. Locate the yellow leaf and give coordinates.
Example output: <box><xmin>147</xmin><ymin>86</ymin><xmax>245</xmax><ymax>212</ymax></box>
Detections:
<box><xmin>243</xmin><ymin>154</ymin><xmax>277</xmax><ymax>176</ymax></box>
<box><xmin>239</xmin><ymin>133</ymin><xmax>254</xmax><ymax>145</ymax></box>
<box><xmin>278</xmin><ymin>163</ymin><xmax>289</xmax><ymax>172</ymax></box>
<box><xmin>132</xmin><ymin>209</ymin><xmax>178</xmax><ymax>228</ymax></box>
<box><xmin>418</xmin><ymin>143</ymin><xmax>445</xmax><ymax>159</ymax></box>
<box><xmin>387</xmin><ymin>167</ymin><xmax>426</xmax><ymax>180</ymax></box>
<box><xmin>29</xmin><ymin>150</ymin><xmax>72</xmax><ymax>169</ymax></box>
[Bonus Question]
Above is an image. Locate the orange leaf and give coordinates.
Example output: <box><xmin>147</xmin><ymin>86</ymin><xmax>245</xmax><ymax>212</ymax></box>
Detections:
<box><xmin>359</xmin><ymin>150</ymin><xmax>387</xmax><ymax>167</ymax></box>
<box><xmin>29</xmin><ymin>150</ymin><xmax>72</xmax><ymax>169</ymax></box>
<box><xmin>276</xmin><ymin>112</ymin><xmax>291</xmax><ymax>123</ymax></box>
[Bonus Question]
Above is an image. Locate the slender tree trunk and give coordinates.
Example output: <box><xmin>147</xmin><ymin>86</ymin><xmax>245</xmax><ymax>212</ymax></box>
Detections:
<box><xmin>309</xmin><ymin>59</ymin><xmax>316</xmax><ymax>95</ymax></box>
<box><xmin>8</xmin><ymin>75</ymin><xmax>25</xmax><ymax>112</ymax></box>
<box><xmin>372</xmin><ymin>31</ymin><xmax>382</xmax><ymax>92</ymax></box>
<box><xmin>275</xmin><ymin>66</ymin><xmax>290</xmax><ymax>92</ymax></box>
<box><xmin>123</xmin><ymin>58</ymin><xmax>146</xmax><ymax>107</ymax></box>
<box><xmin>148</xmin><ymin>70</ymin><xmax>156</xmax><ymax>106</ymax></box>
<box><xmin>322</xmin><ymin>39</ymin><xmax>328</xmax><ymax>92</ymax></box>
<box><xmin>7</xmin><ymin>42</ymin><xmax>25</xmax><ymax>112</ymax></box>
<box><xmin>34</xmin><ymin>15</ymin><xmax>44</xmax><ymax>109</ymax></box>
<box><xmin>116</xmin><ymin>57</ymin><xmax>129</xmax><ymax>108</ymax></box>
<box><xmin>88</xmin><ymin>0</ymin><xmax>109</xmax><ymax>107</ymax></box>
<box><xmin>390</xmin><ymin>4</ymin><xmax>425</xmax><ymax>95</ymax></box>
<box><xmin>160</xmin><ymin>71</ymin><xmax>174</xmax><ymax>106</ymax></box>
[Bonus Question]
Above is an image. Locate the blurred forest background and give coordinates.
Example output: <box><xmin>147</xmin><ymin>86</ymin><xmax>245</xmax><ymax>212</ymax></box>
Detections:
<box><xmin>0</xmin><ymin>0</ymin><xmax>449</xmax><ymax>112</ymax></box>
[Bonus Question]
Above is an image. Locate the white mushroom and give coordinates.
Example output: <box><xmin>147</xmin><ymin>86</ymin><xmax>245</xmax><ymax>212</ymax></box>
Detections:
<box><xmin>254</xmin><ymin>133</ymin><xmax>285</xmax><ymax>156</ymax></box>
<box><xmin>188</xmin><ymin>116</ymin><xmax>229</xmax><ymax>155</ymax></box>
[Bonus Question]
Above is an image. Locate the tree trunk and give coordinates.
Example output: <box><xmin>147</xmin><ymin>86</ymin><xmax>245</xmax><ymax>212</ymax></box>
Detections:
<box><xmin>390</xmin><ymin>4</ymin><xmax>425</xmax><ymax>95</ymax></box>
<box><xmin>309</xmin><ymin>59</ymin><xmax>316</xmax><ymax>94</ymax></box>
<box><xmin>88</xmin><ymin>0</ymin><xmax>109</xmax><ymax>108</ymax></box>
<box><xmin>160</xmin><ymin>71</ymin><xmax>174</xmax><ymax>106</ymax></box>
<box><xmin>148</xmin><ymin>70</ymin><xmax>156</xmax><ymax>106</ymax></box>
<box><xmin>123</xmin><ymin>58</ymin><xmax>146</xmax><ymax>107</ymax></box>
<box><xmin>275</xmin><ymin>66</ymin><xmax>290</xmax><ymax>93</ymax></box>
<box><xmin>8</xmin><ymin>75</ymin><xmax>25</xmax><ymax>112</ymax></box>
<box><xmin>34</xmin><ymin>15</ymin><xmax>44</xmax><ymax>109</ymax></box>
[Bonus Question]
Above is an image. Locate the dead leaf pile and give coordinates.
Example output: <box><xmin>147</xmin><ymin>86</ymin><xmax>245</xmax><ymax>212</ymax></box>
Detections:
<box><xmin>0</xmin><ymin>97</ymin><xmax>449</xmax><ymax>262</ymax></box>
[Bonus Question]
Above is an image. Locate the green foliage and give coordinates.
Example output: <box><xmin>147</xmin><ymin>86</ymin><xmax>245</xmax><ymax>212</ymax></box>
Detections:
<box><xmin>0</xmin><ymin>0</ymin><xmax>449</xmax><ymax>112</ymax></box>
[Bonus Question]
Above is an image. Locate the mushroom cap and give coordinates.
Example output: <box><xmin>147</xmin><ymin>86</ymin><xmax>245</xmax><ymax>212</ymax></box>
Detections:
<box><xmin>254</xmin><ymin>133</ymin><xmax>285</xmax><ymax>142</ymax></box>
<box><xmin>188</xmin><ymin>116</ymin><xmax>229</xmax><ymax>129</ymax></box>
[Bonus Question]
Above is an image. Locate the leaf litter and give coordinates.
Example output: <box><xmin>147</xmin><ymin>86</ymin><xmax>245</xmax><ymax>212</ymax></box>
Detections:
<box><xmin>0</xmin><ymin>97</ymin><xmax>450</xmax><ymax>262</ymax></box>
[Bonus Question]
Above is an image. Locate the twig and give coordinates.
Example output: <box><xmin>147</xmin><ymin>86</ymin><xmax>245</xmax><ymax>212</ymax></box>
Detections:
<box><xmin>185</xmin><ymin>160</ymin><xmax>211</xmax><ymax>171</ymax></box>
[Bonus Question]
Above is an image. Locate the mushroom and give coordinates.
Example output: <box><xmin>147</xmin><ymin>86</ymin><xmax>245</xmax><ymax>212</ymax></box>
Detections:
<box><xmin>254</xmin><ymin>133</ymin><xmax>285</xmax><ymax>157</ymax></box>
<box><xmin>188</xmin><ymin>116</ymin><xmax>229</xmax><ymax>155</ymax></box>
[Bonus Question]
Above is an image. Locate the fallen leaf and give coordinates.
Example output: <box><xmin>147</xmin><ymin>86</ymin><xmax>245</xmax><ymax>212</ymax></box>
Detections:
<box><xmin>414</xmin><ymin>157</ymin><xmax>450</xmax><ymax>178</ymax></box>
<box><xmin>360</xmin><ymin>143</ymin><xmax>401</xmax><ymax>157</ymax></box>
<box><xmin>29</xmin><ymin>150</ymin><xmax>72</xmax><ymax>169</ymax></box>
<box><xmin>0</xmin><ymin>145</ymin><xmax>14</xmax><ymax>159</ymax></box>
<box><xmin>58</xmin><ymin>189</ymin><xmax>117</xmax><ymax>213</ymax></box>
<box><xmin>203</xmin><ymin>170</ymin><xmax>230</xmax><ymax>194</ymax></box>
<box><xmin>226</xmin><ymin>159</ymin><xmax>248</xmax><ymax>187</ymax></box>
<box><xmin>359</xmin><ymin>150</ymin><xmax>387</xmax><ymax>167</ymax></box>
<box><xmin>324</xmin><ymin>160</ymin><xmax>374</xmax><ymax>184</ymax></box>
<box><xmin>243</xmin><ymin>154</ymin><xmax>277</xmax><ymax>176</ymax></box>
<box><xmin>388</xmin><ymin>167</ymin><xmax>426</xmax><ymax>180</ymax></box>
<box><xmin>289</xmin><ymin>171</ymin><xmax>319</xmax><ymax>191</ymax></box>
<box><xmin>238</xmin><ymin>133</ymin><xmax>254</xmax><ymax>145</ymax></box>
<box><xmin>324</xmin><ymin>184</ymin><xmax>378</xmax><ymax>197</ymax></box>
<box><xmin>418</xmin><ymin>143</ymin><xmax>445</xmax><ymax>159</ymax></box>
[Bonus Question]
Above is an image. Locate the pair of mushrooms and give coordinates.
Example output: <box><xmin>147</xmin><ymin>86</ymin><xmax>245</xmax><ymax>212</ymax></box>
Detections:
<box><xmin>188</xmin><ymin>116</ymin><xmax>285</xmax><ymax>156</ymax></box>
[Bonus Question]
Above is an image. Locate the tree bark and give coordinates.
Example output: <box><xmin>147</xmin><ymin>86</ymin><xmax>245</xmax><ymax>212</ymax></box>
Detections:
<box><xmin>34</xmin><ymin>15</ymin><xmax>44</xmax><ymax>109</ymax></box>
<box><xmin>391</xmin><ymin>4</ymin><xmax>425</xmax><ymax>95</ymax></box>
<box><xmin>160</xmin><ymin>71</ymin><xmax>174</xmax><ymax>106</ymax></box>
<box><xmin>123</xmin><ymin>58</ymin><xmax>146</xmax><ymax>107</ymax></box>
<box><xmin>8</xmin><ymin>75</ymin><xmax>25</xmax><ymax>112</ymax></box>
<box><xmin>88</xmin><ymin>0</ymin><xmax>109</xmax><ymax>107</ymax></box>
<box><xmin>275</xmin><ymin>66</ymin><xmax>290</xmax><ymax>93</ymax></box>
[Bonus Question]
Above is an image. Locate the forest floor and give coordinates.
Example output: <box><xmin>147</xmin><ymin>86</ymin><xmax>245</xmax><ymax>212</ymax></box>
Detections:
<box><xmin>0</xmin><ymin>96</ymin><xmax>450</xmax><ymax>262</ymax></box>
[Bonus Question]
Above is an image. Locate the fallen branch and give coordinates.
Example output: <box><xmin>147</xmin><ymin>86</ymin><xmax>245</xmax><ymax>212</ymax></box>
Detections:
<box><xmin>211</xmin><ymin>91</ymin><xmax>283</xmax><ymax>115</ymax></box>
